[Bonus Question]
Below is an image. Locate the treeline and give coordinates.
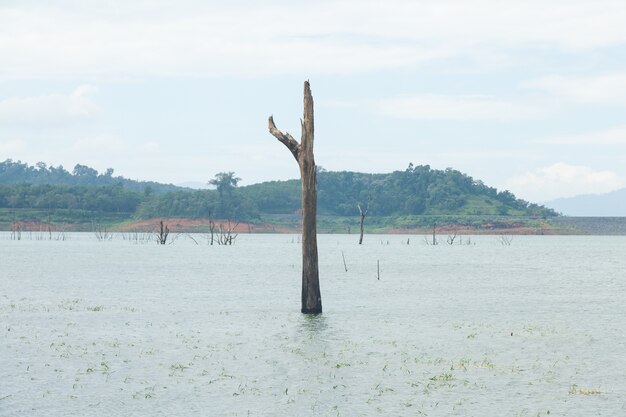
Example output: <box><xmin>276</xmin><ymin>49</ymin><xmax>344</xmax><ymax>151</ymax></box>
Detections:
<box><xmin>0</xmin><ymin>160</ymin><xmax>557</xmax><ymax>221</ymax></box>
<box><xmin>138</xmin><ymin>164</ymin><xmax>556</xmax><ymax>219</ymax></box>
<box><xmin>0</xmin><ymin>159</ymin><xmax>181</xmax><ymax>195</ymax></box>
<box><xmin>135</xmin><ymin>189</ymin><xmax>259</xmax><ymax>219</ymax></box>
<box><xmin>0</xmin><ymin>183</ymin><xmax>142</xmax><ymax>213</ymax></box>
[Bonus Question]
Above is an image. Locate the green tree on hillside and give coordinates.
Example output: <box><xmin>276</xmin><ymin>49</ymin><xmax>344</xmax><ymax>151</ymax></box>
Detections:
<box><xmin>208</xmin><ymin>172</ymin><xmax>241</xmax><ymax>199</ymax></box>
<box><xmin>207</xmin><ymin>172</ymin><xmax>247</xmax><ymax>218</ymax></box>
<box><xmin>72</xmin><ymin>164</ymin><xmax>98</xmax><ymax>178</ymax></box>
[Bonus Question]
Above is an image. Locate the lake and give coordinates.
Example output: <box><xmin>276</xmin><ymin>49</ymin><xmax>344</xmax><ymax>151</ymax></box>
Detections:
<box><xmin>1</xmin><ymin>233</ymin><xmax>626</xmax><ymax>416</ymax></box>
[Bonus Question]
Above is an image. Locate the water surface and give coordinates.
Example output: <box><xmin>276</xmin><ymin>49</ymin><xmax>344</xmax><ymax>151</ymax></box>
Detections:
<box><xmin>1</xmin><ymin>233</ymin><xmax>625</xmax><ymax>416</ymax></box>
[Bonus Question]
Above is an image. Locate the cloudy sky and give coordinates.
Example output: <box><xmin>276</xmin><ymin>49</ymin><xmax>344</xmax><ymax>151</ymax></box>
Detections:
<box><xmin>2</xmin><ymin>0</ymin><xmax>626</xmax><ymax>202</ymax></box>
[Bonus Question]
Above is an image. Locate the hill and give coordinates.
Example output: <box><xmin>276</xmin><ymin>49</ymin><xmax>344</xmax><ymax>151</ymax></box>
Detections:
<box><xmin>0</xmin><ymin>159</ymin><xmax>184</xmax><ymax>195</ymax></box>
<box><xmin>233</xmin><ymin>165</ymin><xmax>555</xmax><ymax>218</ymax></box>
<box><xmin>545</xmin><ymin>188</ymin><xmax>626</xmax><ymax>216</ymax></box>
<box><xmin>1</xmin><ymin>160</ymin><xmax>558</xmax><ymax>232</ymax></box>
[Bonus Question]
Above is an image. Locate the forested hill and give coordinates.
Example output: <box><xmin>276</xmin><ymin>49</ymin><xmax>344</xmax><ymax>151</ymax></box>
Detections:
<box><xmin>138</xmin><ymin>165</ymin><xmax>557</xmax><ymax>219</ymax></box>
<box><xmin>0</xmin><ymin>160</ymin><xmax>557</xmax><ymax>224</ymax></box>
<box><xmin>0</xmin><ymin>159</ymin><xmax>182</xmax><ymax>195</ymax></box>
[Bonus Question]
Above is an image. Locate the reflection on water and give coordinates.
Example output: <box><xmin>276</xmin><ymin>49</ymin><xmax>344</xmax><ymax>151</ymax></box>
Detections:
<box><xmin>1</xmin><ymin>233</ymin><xmax>626</xmax><ymax>416</ymax></box>
<box><xmin>298</xmin><ymin>313</ymin><xmax>328</xmax><ymax>335</ymax></box>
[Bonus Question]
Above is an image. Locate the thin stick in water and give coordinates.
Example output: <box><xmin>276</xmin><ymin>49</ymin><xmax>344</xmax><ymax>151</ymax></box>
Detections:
<box><xmin>377</xmin><ymin>259</ymin><xmax>380</xmax><ymax>280</ymax></box>
<box><xmin>342</xmin><ymin>251</ymin><xmax>348</xmax><ymax>272</ymax></box>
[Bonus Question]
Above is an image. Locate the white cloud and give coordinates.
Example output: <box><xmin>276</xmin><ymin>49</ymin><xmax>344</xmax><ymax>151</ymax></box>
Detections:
<box><xmin>0</xmin><ymin>85</ymin><xmax>98</xmax><ymax>126</ymax></box>
<box><xmin>506</xmin><ymin>163</ymin><xmax>624</xmax><ymax>201</ymax></box>
<box><xmin>70</xmin><ymin>135</ymin><xmax>127</xmax><ymax>153</ymax></box>
<box><xmin>535</xmin><ymin>126</ymin><xmax>626</xmax><ymax>145</ymax></box>
<box><xmin>0</xmin><ymin>139</ymin><xmax>26</xmax><ymax>154</ymax></box>
<box><xmin>376</xmin><ymin>95</ymin><xmax>542</xmax><ymax>122</ymax></box>
<box><xmin>2</xmin><ymin>0</ymin><xmax>626</xmax><ymax>79</ymax></box>
<box><xmin>525</xmin><ymin>73</ymin><xmax>626</xmax><ymax>105</ymax></box>
<box><xmin>426</xmin><ymin>150</ymin><xmax>542</xmax><ymax>162</ymax></box>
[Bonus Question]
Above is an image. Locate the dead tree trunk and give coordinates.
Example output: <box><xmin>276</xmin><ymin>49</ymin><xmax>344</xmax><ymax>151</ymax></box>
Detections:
<box><xmin>357</xmin><ymin>200</ymin><xmax>370</xmax><ymax>245</ymax></box>
<box><xmin>268</xmin><ymin>81</ymin><xmax>322</xmax><ymax>314</ymax></box>
<box><xmin>217</xmin><ymin>219</ymin><xmax>239</xmax><ymax>245</ymax></box>
<box><xmin>156</xmin><ymin>220</ymin><xmax>169</xmax><ymax>245</ymax></box>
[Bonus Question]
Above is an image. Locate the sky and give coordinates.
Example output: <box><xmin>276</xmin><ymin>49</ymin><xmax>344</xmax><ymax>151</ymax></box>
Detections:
<box><xmin>1</xmin><ymin>0</ymin><xmax>626</xmax><ymax>203</ymax></box>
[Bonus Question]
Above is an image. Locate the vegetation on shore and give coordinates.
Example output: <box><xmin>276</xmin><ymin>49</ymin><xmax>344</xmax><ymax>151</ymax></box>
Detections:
<box><xmin>1</xmin><ymin>159</ymin><xmax>561</xmax><ymax>233</ymax></box>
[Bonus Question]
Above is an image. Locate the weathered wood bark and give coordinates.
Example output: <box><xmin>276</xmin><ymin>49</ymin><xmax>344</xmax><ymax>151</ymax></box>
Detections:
<box><xmin>357</xmin><ymin>202</ymin><xmax>369</xmax><ymax>245</ymax></box>
<box><xmin>268</xmin><ymin>81</ymin><xmax>322</xmax><ymax>314</ymax></box>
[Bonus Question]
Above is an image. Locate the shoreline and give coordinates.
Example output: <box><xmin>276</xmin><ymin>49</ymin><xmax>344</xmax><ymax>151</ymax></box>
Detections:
<box><xmin>4</xmin><ymin>216</ymin><xmax>625</xmax><ymax>235</ymax></box>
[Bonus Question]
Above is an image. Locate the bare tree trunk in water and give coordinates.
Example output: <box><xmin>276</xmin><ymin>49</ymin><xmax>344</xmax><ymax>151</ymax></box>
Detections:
<box><xmin>268</xmin><ymin>81</ymin><xmax>322</xmax><ymax>314</ymax></box>
<box><xmin>357</xmin><ymin>201</ymin><xmax>370</xmax><ymax>245</ymax></box>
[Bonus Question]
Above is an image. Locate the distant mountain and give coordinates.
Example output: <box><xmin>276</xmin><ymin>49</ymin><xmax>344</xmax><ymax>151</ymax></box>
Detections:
<box><xmin>545</xmin><ymin>188</ymin><xmax>626</xmax><ymax>216</ymax></box>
